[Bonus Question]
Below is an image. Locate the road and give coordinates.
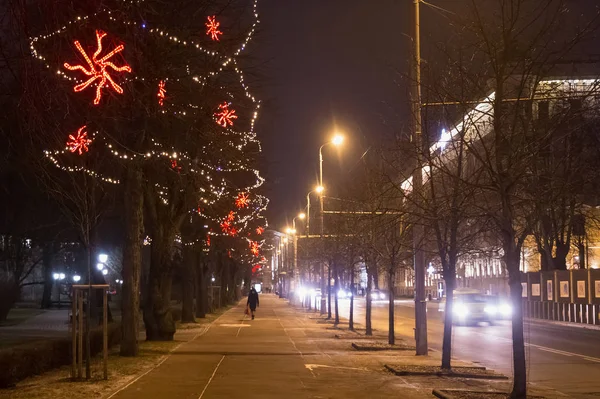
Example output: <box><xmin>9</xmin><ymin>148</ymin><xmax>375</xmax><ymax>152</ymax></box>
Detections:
<box><xmin>336</xmin><ymin>298</ymin><xmax>600</xmax><ymax>398</ymax></box>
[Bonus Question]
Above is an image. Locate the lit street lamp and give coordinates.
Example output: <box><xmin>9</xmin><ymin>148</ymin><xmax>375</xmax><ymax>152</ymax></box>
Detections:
<box><xmin>318</xmin><ymin>134</ymin><xmax>344</xmax><ymax>317</ymax></box>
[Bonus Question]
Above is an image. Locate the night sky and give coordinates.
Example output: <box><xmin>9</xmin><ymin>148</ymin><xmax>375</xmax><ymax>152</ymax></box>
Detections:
<box><xmin>253</xmin><ymin>0</ymin><xmax>599</xmax><ymax>229</ymax></box>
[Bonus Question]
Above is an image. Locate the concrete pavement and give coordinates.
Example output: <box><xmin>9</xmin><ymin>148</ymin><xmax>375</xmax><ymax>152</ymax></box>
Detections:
<box><xmin>338</xmin><ymin>298</ymin><xmax>600</xmax><ymax>398</ymax></box>
<box><xmin>107</xmin><ymin>294</ymin><xmax>515</xmax><ymax>399</ymax></box>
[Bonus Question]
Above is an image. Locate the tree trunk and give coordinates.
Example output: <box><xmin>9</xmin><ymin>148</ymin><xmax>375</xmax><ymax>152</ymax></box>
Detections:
<box><xmin>327</xmin><ymin>262</ymin><xmax>332</xmax><ymax>319</ymax></box>
<box><xmin>577</xmin><ymin>242</ymin><xmax>586</xmax><ymax>269</ymax></box>
<box><xmin>349</xmin><ymin>265</ymin><xmax>354</xmax><ymax>331</ymax></box>
<box><xmin>553</xmin><ymin>242</ymin><xmax>570</xmax><ymax>271</ymax></box>
<box><xmin>388</xmin><ymin>268</ymin><xmax>395</xmax><ymax>345</ymax></box>
<box><xmin>181</xmin><ymin>247</ymin><xmax>196</xmax><ymax>323</ymax></box>
<box><xmin>196</xmin><ymin>256</ymin><xmax>208</xmax><ymax>318</ymax></box>
<box><xmin>0</xmin><ymin>280</ymin><xmax>19</xmax><ymax>322</ymax></box>
<box><xmin>334</xmin><ymin>263</ymin><xmax>339</xmax><ymax>326</ymax></box>
<box><xmin>441</xmin><ymin>275</ymin><xmax>455</xmax><ymax>370</ymax></box>
<box><xmin>508</xmin><ymin>252</ymin><xmax>527</xmax><ymax>399</ymax></box>
<box><xmin>366</xmin><ymin>264</ymin><xmax>372</xmax><ymax>336</ymax></box>
<box><xmin>144</xmin><ymin>230</ymin><xmax>176</xmax><ymax>341</ymax></box>
<box><xmin>41</xmin><ymin>244</ymin><xmax>54</xmax><ymax>309</ymax></box>
<box><xmin>120</xmin><ymin>166</ymin><xmax>143</xmax><ymax>356</ymax></box>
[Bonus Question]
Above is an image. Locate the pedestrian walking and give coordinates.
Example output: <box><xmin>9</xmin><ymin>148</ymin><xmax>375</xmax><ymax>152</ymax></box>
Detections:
<box><xmin>247</xmin><ymin>287</ymin><xmax>259</xmax><ymax>320</ymax></box>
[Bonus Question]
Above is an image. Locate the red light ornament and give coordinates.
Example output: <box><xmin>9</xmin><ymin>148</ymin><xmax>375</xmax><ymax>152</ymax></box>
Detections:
<box><xmin>158</xmin><ymin>80</ymin><xmax>166</xmax><ymax>106</ymax></box>
<box><xmin>205</xmin><ymin>16</ymin><xmax>223</xmax><ymax>41</ymax></box>
<box><xmin>64</xmin><ymin>30</ymin><xmax>132</xmax><ymax>105</ymax></box>
<box><xmin>214</xmin><ymin>102</ymin><xmax>237</xmax><ymax>127</ymax></box>
<box><xmin>249</xmin><ymin>241</ymin><xmax>260</xmax><ymax>256</ymax></box>
<box><xmin>66</xmin><ymin>126</ymin><xmax>92</xmax><ymax>155</ymax></box>
<box><xmin>235</xmin><ymin>192</ymin><xmax>249</xmax><ymax>209</ymax></box>
<box><xmin>256</xmin><ymin>226</ymin><xmax>264</xmax><ymax>235</ymax></box>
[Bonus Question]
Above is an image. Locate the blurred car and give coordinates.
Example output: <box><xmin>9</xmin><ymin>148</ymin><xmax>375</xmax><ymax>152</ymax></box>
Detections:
<box><xmin>438</xmin><ymin>288</ymin><xmax>495</xmax><ymax>325</ymax></box>
<box><xmin>337</xmin><ymin>288</ymin><xmax>353</xmax><ymax>299</ymax></box>
<box><xmin>370</xmin><ymin>289</ymin><xmax>386</xmax><ymax>301</ymax></box>
<box><xmin>484</xmin><ymin>295</ymin><xmax>513</xmax><ymax>320</ymax></box>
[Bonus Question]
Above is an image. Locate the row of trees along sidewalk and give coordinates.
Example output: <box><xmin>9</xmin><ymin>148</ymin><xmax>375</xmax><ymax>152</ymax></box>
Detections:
<box><xmin>1</xmin><ymin>0</ymin><xmax>268</xmax><ymax>359</ymax></box>
<box><xmin>296</xmin><ymin>2</ymin><xmax>600</xmax><ymax>398</ymax></box>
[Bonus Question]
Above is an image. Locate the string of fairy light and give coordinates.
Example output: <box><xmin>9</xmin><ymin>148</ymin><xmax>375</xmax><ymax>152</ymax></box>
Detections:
<box><xmin>32</xmin><ymin>0</ymin><xmax>268</xmax><ymax>260</ymax></box>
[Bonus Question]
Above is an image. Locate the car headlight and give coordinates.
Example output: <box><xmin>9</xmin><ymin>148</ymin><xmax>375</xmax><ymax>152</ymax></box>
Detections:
<box><xmin>453</xmin><ymin>304</ymin><xmax>469</xmax><ymax>317</ymax></box>
<box><xmin>484</xmin><ymin>306</ymin><xmax>498</xmax><ymax>315</ymax></box>
<box><xmin>338</xmin><ymin>290</ymin><xmax>346</xmax><ymax>298</ymax></box>
<box><xmin>298</xmin><ymin>288</ymin><xmax>307</xmax><ymax>298</ymax></box>
<box><xmin>347</xmin><ymin>291</ymin><xmax>353</xmax><ymax>297</ymax></box>
<box><xmin>372</xmin><ymin>293</ymin><xmax>378</xmax><ymax>300</ymax></box>
<box><xmin>500</xmin><ymin>304</ymin><xmax>512</xmax><ymax>316</ymax></box>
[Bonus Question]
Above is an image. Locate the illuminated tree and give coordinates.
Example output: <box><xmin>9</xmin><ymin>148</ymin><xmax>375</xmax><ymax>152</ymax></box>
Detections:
<box><xmin>26</xmin><ymin>0</ymin><xmax>267</xmax><ymax>347</ymax></box>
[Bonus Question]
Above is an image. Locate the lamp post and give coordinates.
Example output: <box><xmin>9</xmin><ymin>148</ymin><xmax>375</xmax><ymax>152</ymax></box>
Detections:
<box><xmin>411</xmin><ymin>0</ymin><xmax>428</xmax><ymax>356</ymax></box>
<box><xmin>318</xmin><ymin>134</ymin><xmax>344</xmax><ymax>315</ymax></box>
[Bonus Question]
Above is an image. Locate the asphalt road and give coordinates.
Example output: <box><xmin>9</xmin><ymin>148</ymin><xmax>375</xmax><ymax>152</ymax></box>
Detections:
<box><xmin>336</xmin><ymin>298</ymin><xmax>600</xmax><ymax>398</ymax></box>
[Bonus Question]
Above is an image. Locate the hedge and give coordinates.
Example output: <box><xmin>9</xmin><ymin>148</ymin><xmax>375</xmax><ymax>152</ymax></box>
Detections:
<box><xmin>0</xmin><ymin>323</ymin><xmax>121</xmax><ymax>388</ymax></box>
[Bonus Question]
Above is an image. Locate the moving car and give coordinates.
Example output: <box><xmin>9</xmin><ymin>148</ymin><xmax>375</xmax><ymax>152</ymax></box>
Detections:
<box><xmin>370</xmin><ymin>289</ymin><xmax>386</xmax><ymax>301</ymax></box>
<box><xmin>438</xmin><ymin>288</ymin><xmax>502</xmax><ymax>325</ymax></box>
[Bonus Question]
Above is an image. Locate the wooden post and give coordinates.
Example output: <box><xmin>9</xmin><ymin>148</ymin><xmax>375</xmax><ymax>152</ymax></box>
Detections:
<box><xmin>71</xmin><ymin>288</ymin><xmax>77</xmax><ymax>379</ymax></box>
<box><xmin>77</xmin><ymin>290</ymin><xmax>83</xmax><ymax>379</ymax></box>
<box><xmin>103</xmin><ymin>290</ymin><xmax>108</xmax><ymax>380</ymax></box>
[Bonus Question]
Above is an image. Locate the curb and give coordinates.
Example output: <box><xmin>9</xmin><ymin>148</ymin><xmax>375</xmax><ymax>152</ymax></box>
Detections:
<box><xmin>525</xmin><ymin>317</ymin><xmax>600</xmax><ymax>331</ymax></box>
<box><xmin>351</xmin><ymin>343</ymin><xmax>415</xmax><ymax>351</ymax></box>
<box><xmin>432</xmin><ymin>390</ymin><xmax>451</xmax><ymax>399</ymax></box>
<box><xmin>384</xmin><ymin>365</ymin><xmax>509</xmax><ymax>380</ymax></box>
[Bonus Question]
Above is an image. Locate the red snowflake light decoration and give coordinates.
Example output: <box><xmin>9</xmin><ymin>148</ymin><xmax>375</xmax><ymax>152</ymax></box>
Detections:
<box><xmin>66</xmin><ymin>125</ymin><xmax>92</xmax><ymax>155</ymax></box>
<box><xmin>205</xmin><ymin>16</ymin><xmax>223</xmax><ymax>41</ymax></box>
<box><xmin>252</xmin><ymin>264</ymin><xmax>261</xmax><ymax>274</ymax></box>
<box><xmin>220</xmin><ymin>211</ymin><xmax>238</xmax><ymax>236</ymax></box>
<box><xmin>158</xmin><ymin>80</ymin><xmax>166</xmax><ymax>106</ymax></box>
<box><xmin>64</xmin><ymin>30</ymin><xmax>132</xmax><ymax>105</ymax></box>
<box><xmin>214</xmin><ymin>102</ymin><xmax>238</xmax><ymax>127</ymax></box>
<box><xmin>249</xmin><ymin>241</ymin><xmax>260</xmax><ymax>256</ymax></box>
<box><xmin>256</xmin><ymin>226</ymin><xmax>264</xmax><ymax>235</ymax></box>
<box><xmin>235</xmin><ymin>192</ymin><xmax>249</xmax><ymax>209</ymax></box>
<box><xmin>171</xmin><ymin>159</ymin><xmax>181</xmax><ymax>172</ymax></box>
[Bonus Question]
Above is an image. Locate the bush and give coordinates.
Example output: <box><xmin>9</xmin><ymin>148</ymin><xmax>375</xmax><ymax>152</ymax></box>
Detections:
<box><xmin>0</xmin><ymin>323</ymin><xmax>121</xmax><ymax>387</ymax></box>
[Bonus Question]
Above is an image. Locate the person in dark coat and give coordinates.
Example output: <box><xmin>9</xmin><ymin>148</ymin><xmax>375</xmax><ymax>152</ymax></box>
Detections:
<box><xmin>247</xmin><ymin>287</ymin><xmax>259</xmax><ymax>319</ymax></box>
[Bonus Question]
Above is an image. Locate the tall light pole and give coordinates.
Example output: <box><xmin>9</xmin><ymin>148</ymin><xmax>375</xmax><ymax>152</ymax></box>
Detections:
<box><xmin>318</xmin><ymin>134</ymin><xmax>343</xmax><ymax>315</ymax></box>
<box><xmin>412</xmin><ymin>0</ymin><xmax>428</xmax><ymax>356</ymax></box>
<box><xmin>306</xmin><ymin>189</ymin><xmax>319</xmax><ymax>238</ymax></box>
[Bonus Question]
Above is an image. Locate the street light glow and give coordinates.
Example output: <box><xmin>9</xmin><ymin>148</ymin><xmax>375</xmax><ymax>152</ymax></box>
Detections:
<box><xmin>98</xmin><ymin>254</ymin><xmax>108</xmax><ymax>263</ymax></box>
<box><xmin>315</xmin><ymin>185</ymin><xmax>324</xmax><ymax>193</ymax></box>
<box><xmin>73</xmin><ymin>275</ymin><xmax>81</xmax><ymax>282</ymax></box>
<box><xmin>96</xmin><ymin>263</ymin><xmax>105</xmax><ymax>271</ymax></box>
<box><xmin>298</xmin><ymin>213</ymin><xmax>306</xmax><ymax>220</ymax></box>
<box><xmin>332</xmin><ymin>134</ymin><xmax>344</xmax><ymax>146</ymax></box>
<box><xmin>102</xmin><ymin>269</ymin><xmax>108</xmax><ymax>276</ymax></box>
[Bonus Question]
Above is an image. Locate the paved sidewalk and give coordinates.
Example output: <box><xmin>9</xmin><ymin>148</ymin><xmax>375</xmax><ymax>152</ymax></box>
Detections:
<box><xmin>109</xmin><ymin>294</ymin><xmax>445</xmax><ymax>399</ymax></box>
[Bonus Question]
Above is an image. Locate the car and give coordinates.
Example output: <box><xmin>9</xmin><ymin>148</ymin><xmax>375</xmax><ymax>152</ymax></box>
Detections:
<box><xmin>370</xmin><ymin>289</ymin><xmax>386</xmax><ymax>301</ymax></box>
<box><xmin>484</xmin><ymin>295</ymin><xmax>513</xmax><ymax>320</ymax></box>
<box><xmin>438</xmin><ymin>288</ymin><xmax>494</xmax><ymax>325</ymax></box>
<box><xmin>337</xmin><ymin>288</ymin><xmax>353</xmax><ymax>299</ymax></box>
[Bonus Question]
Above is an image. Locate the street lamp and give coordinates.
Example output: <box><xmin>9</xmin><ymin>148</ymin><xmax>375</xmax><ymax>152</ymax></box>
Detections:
<box><xmin>96</xmin><ymin>263</ymin><xmax>105</xmax><ymax>271</ymax></box>
<box><xmin>318</xmin><ymin>134</ymin><xmax>345</xmax><ymax>317</ymax></box>
<box><xmin>98</xmin><ymin>254</ymin><xmax>108</xmax><ymax>263</ymax></box>
<box><xmin>73</xmin><ymin>275</ymin><xmax>81</xmax><ymax>282</ymax></box>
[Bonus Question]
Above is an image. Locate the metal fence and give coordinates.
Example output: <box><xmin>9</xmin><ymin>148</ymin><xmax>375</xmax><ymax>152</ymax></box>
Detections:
<box><xmin>521</xmin><ymin>269</ymin><xmax>600</xmax><ymax>325</ymax></box>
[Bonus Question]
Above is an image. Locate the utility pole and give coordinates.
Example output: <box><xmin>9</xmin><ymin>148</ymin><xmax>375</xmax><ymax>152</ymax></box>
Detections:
<box><xmin>412</xmin><ymin>0</ymin><xmax>428</xmax><ymax>356</ymax></box>
<box><xmin>319</xmin><ymin>151</ymin><xmax>327</xmax><ymax>315</ymax></box>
